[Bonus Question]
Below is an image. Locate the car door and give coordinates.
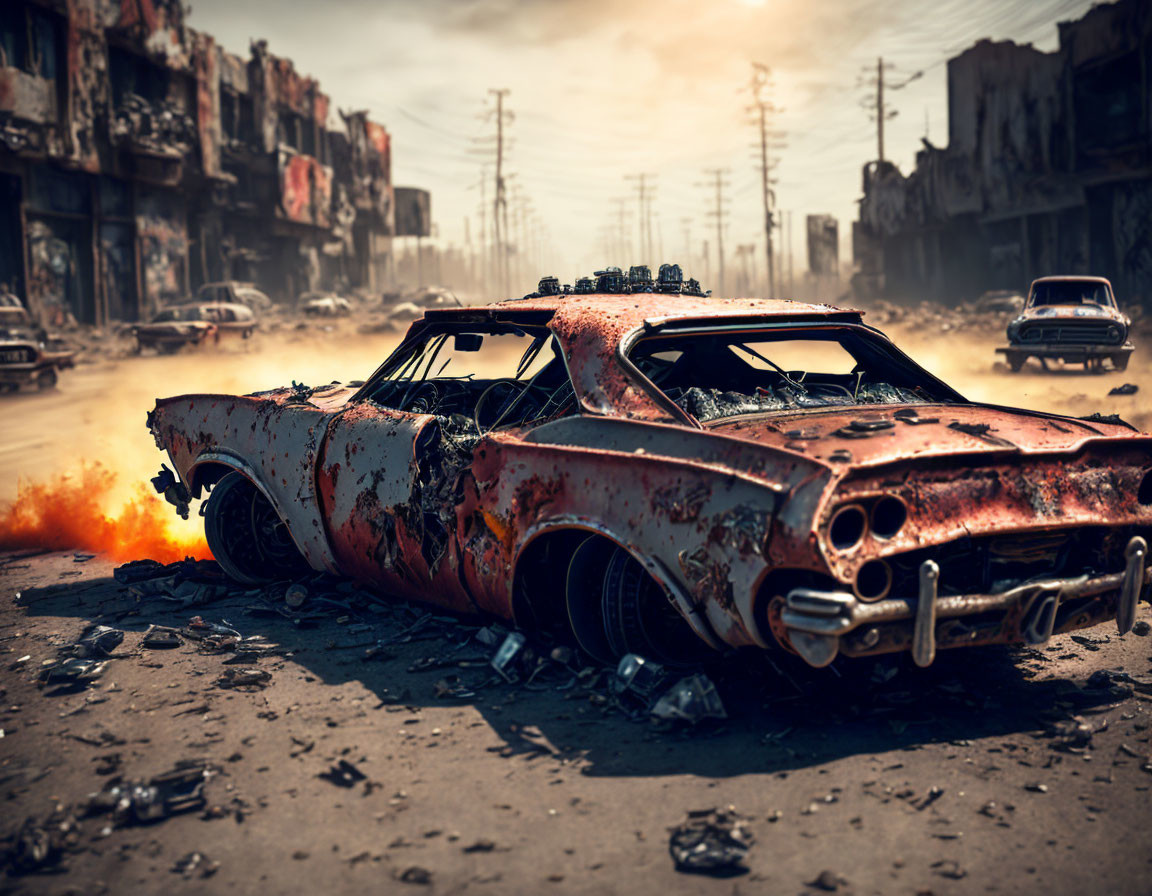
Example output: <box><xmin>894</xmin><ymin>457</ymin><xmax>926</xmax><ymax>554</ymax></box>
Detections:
<box><xmin>317</xmin><ymin>399</ymin><xmax>477</xmax><ymax>613</ymax></box>
<box><xmin>316</xmin><ymin>327</ymin><xmax>574</xmax><ymax>614</ymax></box>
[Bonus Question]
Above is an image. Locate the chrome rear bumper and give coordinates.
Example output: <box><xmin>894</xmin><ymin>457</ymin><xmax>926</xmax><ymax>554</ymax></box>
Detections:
<box><xmin>781</xmin><ymin>536</ymin><xmax>1150</xmax><ymax>668</ymax></box>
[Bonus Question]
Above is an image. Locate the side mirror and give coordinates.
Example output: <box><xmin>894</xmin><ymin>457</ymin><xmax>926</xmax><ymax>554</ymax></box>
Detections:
<box><xmin>454</xmin><ymin>333</ymin><xmax>483</xmax><ymax>352</ymax></box>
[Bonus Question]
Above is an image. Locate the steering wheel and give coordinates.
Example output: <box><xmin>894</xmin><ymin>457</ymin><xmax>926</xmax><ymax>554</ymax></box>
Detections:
<box><xmin>402</xmin><ymin>381</ymin><xmax>441</xmax><ymax>414</ymax></box>
<box><xmin>473</xmin><ymin>379</ymin><xmax>554</xmax><ymax>433</ymax></box>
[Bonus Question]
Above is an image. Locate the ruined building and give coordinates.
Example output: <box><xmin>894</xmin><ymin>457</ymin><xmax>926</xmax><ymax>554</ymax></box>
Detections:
<box><xmin>854</xmin><ymin>0</ymin><xmax>1151</xmax><ymax>307</ymax></box>
<box><xmin>0</xmin><ymin>0</ymin><xmax>409</xmax><ymax>325</ymax></box>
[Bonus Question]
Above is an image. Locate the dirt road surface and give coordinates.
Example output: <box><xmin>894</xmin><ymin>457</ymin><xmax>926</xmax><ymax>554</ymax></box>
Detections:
<box><xmin>2</xmin><ymin>311</ymin><xmax>1151</xmax><ymax>894</ymax></box>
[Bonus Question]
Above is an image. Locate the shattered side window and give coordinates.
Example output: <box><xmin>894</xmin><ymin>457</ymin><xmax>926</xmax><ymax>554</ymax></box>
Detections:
<box><xmin>629</xmin><ymin>326</ymin><xmax>957</xmax><ymax>423</ymax></box>
<box><xmin>361</xmin><ymin>326</ymin><xmax>577</xmax><ymax>430</ymax></box>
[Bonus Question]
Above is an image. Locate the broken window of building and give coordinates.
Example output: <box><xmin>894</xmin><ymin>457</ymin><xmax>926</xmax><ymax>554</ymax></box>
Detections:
<box><xmin>0</xmin><ymin>4</ymin><xmax>59</xmax><ymax>81</ymax></box>
<box><xmin>109</xmin><ymin>46</ymin><xmax>170</xmax><ymax>106</ymax></box>
<box><xmin>1074</xmin><ymin>52</ymin><xmax>1143</xmax><ymax>153</ymax></box>
<box><xmin>220</xmin><ymin>87</ymin><xmax>258</xmax><ymax>147</ymax></box>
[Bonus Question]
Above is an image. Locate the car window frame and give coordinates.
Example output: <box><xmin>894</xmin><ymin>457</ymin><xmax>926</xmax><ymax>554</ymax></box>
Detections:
<box><xmin>621</xmin><ymin>320</ymin><xmax>966</xmax><ymax>423</ymax></box>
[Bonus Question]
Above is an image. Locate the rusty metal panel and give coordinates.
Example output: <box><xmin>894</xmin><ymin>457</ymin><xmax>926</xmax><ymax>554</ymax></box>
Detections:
<box><xmin>277</xmin><ymin>151</ymin><xmax>333</xmax><ymax>228</ymax></box>
<box><xmin>192</xmin><ymin>33</ymin><xmax>220</xmax><ymax>178</ymax></box>
<box><xmin>65</xmin><ymin>0</ymin><xmax>105</xmax><ymax>170</ymax></box>
<box><xmin>149</xmin><ymin>388</ymin><xmax>342</xmax><ymax>572</ymax></box>
<box><xmin>314</xmin><ymin>404</ymin><xmax>477</xmax><ymax>610</ymax></box>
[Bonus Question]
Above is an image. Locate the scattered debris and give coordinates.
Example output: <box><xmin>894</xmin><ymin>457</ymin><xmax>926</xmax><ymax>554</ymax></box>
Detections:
<box><xmin>142</xmin><ymin>625</ymin><xmax>183</xmax><ymax>649</ymax></box>
<box><xmin>2</xmin><ymin>811</ymin><xmax>81</xmax><ymax>874</ymax></box>
<box><xmin>399</xmin><ymin>866</ymin><xmax>432</xmax><ymax>885</ymax></box>
<box><xmin>171</xmin><ymin>851</ymin><xmax>219</xmax><ymax>878</ymax></box>
<box><xmin>668</xmin><ymin>807</ymin><xmax>754</xmax><ymax>876</ymax></box>
<box><xmin>809</xmin><ymin>869</ymin><xmax>846</xmax><ymax>891</ymax></box>
<box><xmin>1108</xmin><ymin>383</ymin><xmax>1138</xmax><ymax>396</ymax></box>
<box><xmin>74</xmin><ymin>624</ymin><xmax>125</xmax><ymax>657</ymax></box>
<box><xmin>490</xmin><ymin>632</ymin><xmax>528</xmax><ymax>682</ymax></box>
<box><xmin>38</xmin><ymin>657</ymin><xmax>107</xmax><ymax>688</ymax></box>
<box><xmin>319</xmin><ymin>760</ymin><xmax>367</xmax><ymax>788</ymax></box>
<box><xmin>613</xmin><ymin>654</ymin><xmax>668</xmax><ymax>701</ymax></box>
<box><xmin>650</xmin><ymin>674</ymin><xmax>727</xmax><ymax>724</ymax></box>
<box><xmin>215</xmin><ymin>668</ymin><xmax>272</xmax><ymax>690</ymax></box>
<box><xmin>83</xmin><ymin>763</ymin><xmax>211</xmax><ymax>826</ymax></box>
<box><xmin>285</xmin><ymin>583</ymin><xmax>309</xmax><ymax>609</ymax></box>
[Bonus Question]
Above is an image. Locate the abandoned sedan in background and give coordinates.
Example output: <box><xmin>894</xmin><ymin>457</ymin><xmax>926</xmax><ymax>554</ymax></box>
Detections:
<box><xmin>148</xmin><ymin>286</ymin><xmax>1152</xmax><ymax>670</ymax></box>
<box><xmin>128</xmin><ymin>302</ymin><xmax>256</xmax><ymax>354</ymax></box>
<box><xmin>0</xmin><ymin>303</ymin><xmax>76</xmax><ymax>391</ymax></box>
<box><xmin>300</xmin><ymin>292</ymin><xmax>353</xmax><ymax>317</ymax></box>
<box><xmin>998</xmin><ymin>275</ymin><xmax>1134</xmax><ymax>372</ymax></box>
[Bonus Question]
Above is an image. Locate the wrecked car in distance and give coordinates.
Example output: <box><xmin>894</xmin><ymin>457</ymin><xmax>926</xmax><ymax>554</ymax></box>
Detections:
<box><xmin>127</xmin><ymin>302</ymin><xmax>256</xmax><ymax>354</ymax></box>
<box><xmin>300</xmin><ymin>292</ymin><xmax>353</xmax><ymax>317</ymax></box>
<box><xmin>148</xmin><ymin>285</ymin><xmax>1152</xmax><ymax>670</ymax></box>
<box><xmin>0</xmin><ymin>303</ymin><xmax>76</xmax><ymax>392</ymax></box>
<box><xmin>998</xmin><ymin>276</ymin><xmax>1134</xmax><ymax>372</ymax></box>
<box><xmin>195</xmin><ymin>281</ymin><xmax>273</xmax><ymax>313</ymax></box>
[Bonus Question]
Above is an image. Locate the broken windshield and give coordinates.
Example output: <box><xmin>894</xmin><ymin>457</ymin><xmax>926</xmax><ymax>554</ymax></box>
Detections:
<box><xmin>360</xmin><ymin>324</ymin><xmax>576</xmax><ymax>429</ymax></box>
<box><xmin>628</xmin><ymin>325</ymin><xmax>960</xmax><ymax>423</ymax></box>
<box><xmin>1029</xmin><ymin>281</ymin><xmax>1114</xmax><ymax>308</ymax></box>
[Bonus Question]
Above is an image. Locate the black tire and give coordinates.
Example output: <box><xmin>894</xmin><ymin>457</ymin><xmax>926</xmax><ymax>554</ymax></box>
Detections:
<box><xmin>155</xmin><ymin>341</ymin><xmax>182</xmax><ymax>355</ymax></box>
<box><xmin>203</xmin><ymin>471</ymin><xmax>307</xmax><ymax>585</ymax></box>
<box><xmin>1112</xmin><ymin>354</ymin><xmax>1129</xmax><ymax>372</ymax></box>
<box><xmin>601</xmin><ymin>546</ymin><xmax>714</xmax><ymax>666</ymax></box>
<box><xmin>1006</xmin><ymin>352</ymin><xmax>1025</xmax><ymax>373</ymax></box>
<box><xmin>35</xmin><ymin>368</ymin><xmax>57</xmax><ymax>390</ymax></box>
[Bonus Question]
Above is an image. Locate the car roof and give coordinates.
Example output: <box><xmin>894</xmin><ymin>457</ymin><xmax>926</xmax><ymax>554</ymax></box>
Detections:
<box><xmin>164</xmin><ymin>302</ymin><xmax>250</xmax><ymax>312</ymax></box>
<box><xmin>418</xmin><ymin>294</ymin><xmax>865</xmax><ymax>423</ymax></box>
<box><xmin>422</xmin><ymin>293</ymin><xmax>862</xmax><ymax>330</ymax></box>
<box><xmin>1031</xmin><ymin>275</ymin><xmax>1112</xmax><ymax>286</ymax></box>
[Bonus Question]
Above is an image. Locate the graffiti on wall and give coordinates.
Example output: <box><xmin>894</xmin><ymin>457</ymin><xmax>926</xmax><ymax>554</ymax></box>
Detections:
<box><xmin>136</xmin><ymin>191</ymin><xmax>187</xmax><ymax>307</ymax></box>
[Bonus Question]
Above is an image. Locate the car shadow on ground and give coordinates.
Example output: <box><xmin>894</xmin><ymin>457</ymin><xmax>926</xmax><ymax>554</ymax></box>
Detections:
<box><xmin>12</xmin><ymin>565</ymin><xmax>1114</xmax><ymax>781</ymax></box>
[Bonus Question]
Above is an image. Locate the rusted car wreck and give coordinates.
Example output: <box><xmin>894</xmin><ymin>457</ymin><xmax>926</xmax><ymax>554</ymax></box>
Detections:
<box><xmin>148</xmin><ymin>291</ymin><xmax>1152</xmax><ymax>669</ymax></box>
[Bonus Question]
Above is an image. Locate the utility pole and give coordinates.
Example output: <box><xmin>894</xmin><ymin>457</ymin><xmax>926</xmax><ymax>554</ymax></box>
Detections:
<box><xmin>785</xmin><ymin>210</ymin><xmax>794</xmax><ymax>296</ymax></box>
<box><xmin>487</xmin><ymin>88</ymin><xmax>513</xmax><ymax>295</ymax></box>
<box><xmin>624</xmin><ymin>173</ymin><xmax>655</xmax><ymax>263</ymax></box>
<box><xmin>876</xmin><ymin>57</ymin><xmax>885</xmax><ymax>163</ymax></box>
<box><xmin>748</xmin><ymin>62</ymin><xmax>786</xmax><ymax>297</ymax></box>
<box><xmin>612</xmin><ymin>197</ymin><xmax>631</xmax><ymax>260</ymax></box>
<box><xmin>700</xmin><ymin>168</ymin><xmax>730</xmax><ymax>297</ymax></box>
<box><xmin>859</xmin><ymin>58</ymin><xmax>921</xmax><ymax>165</ymax></box>
<box><xmin>477</xmin><ymin>168</ymin><xmax>488</xmax><ymax>292</ymax></box>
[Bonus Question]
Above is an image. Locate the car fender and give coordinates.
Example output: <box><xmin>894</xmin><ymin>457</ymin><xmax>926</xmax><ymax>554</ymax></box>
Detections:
<box><xmin>512</xmin><ymin>519</ymin><xmax>726</xmax><ymax>651</ymax></box>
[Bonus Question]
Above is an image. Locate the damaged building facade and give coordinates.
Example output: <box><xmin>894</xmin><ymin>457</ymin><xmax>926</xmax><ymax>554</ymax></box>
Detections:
<box><xmin>0</xmin><ymin>0</ymin><xmax>402</xmax><ymax>325</ymax></box>
<box><xmin>855</xmin><ymin>0</ymin><xmax>1152</xmax><ymax>307</ymax></box>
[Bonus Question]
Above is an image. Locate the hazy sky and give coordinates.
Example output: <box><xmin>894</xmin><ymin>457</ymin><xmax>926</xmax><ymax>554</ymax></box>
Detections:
<box><xmin>188</xmin><ymin>0</ymin><xmax>1096</xmax><ymax>292</ymax></box>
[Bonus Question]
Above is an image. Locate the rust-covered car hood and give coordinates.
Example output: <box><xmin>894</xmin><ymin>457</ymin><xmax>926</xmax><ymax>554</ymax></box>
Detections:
<box><xmin>705</xmin><ymin>404</ymin><xmax>1134</xmax><ymax>468</ymax></box>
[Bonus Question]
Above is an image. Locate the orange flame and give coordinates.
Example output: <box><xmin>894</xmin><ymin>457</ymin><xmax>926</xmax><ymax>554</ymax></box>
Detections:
<box><xmin>0</xmin><ymin>463</ymin><xmax>212</xmax><ymax>564</ymax></box>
